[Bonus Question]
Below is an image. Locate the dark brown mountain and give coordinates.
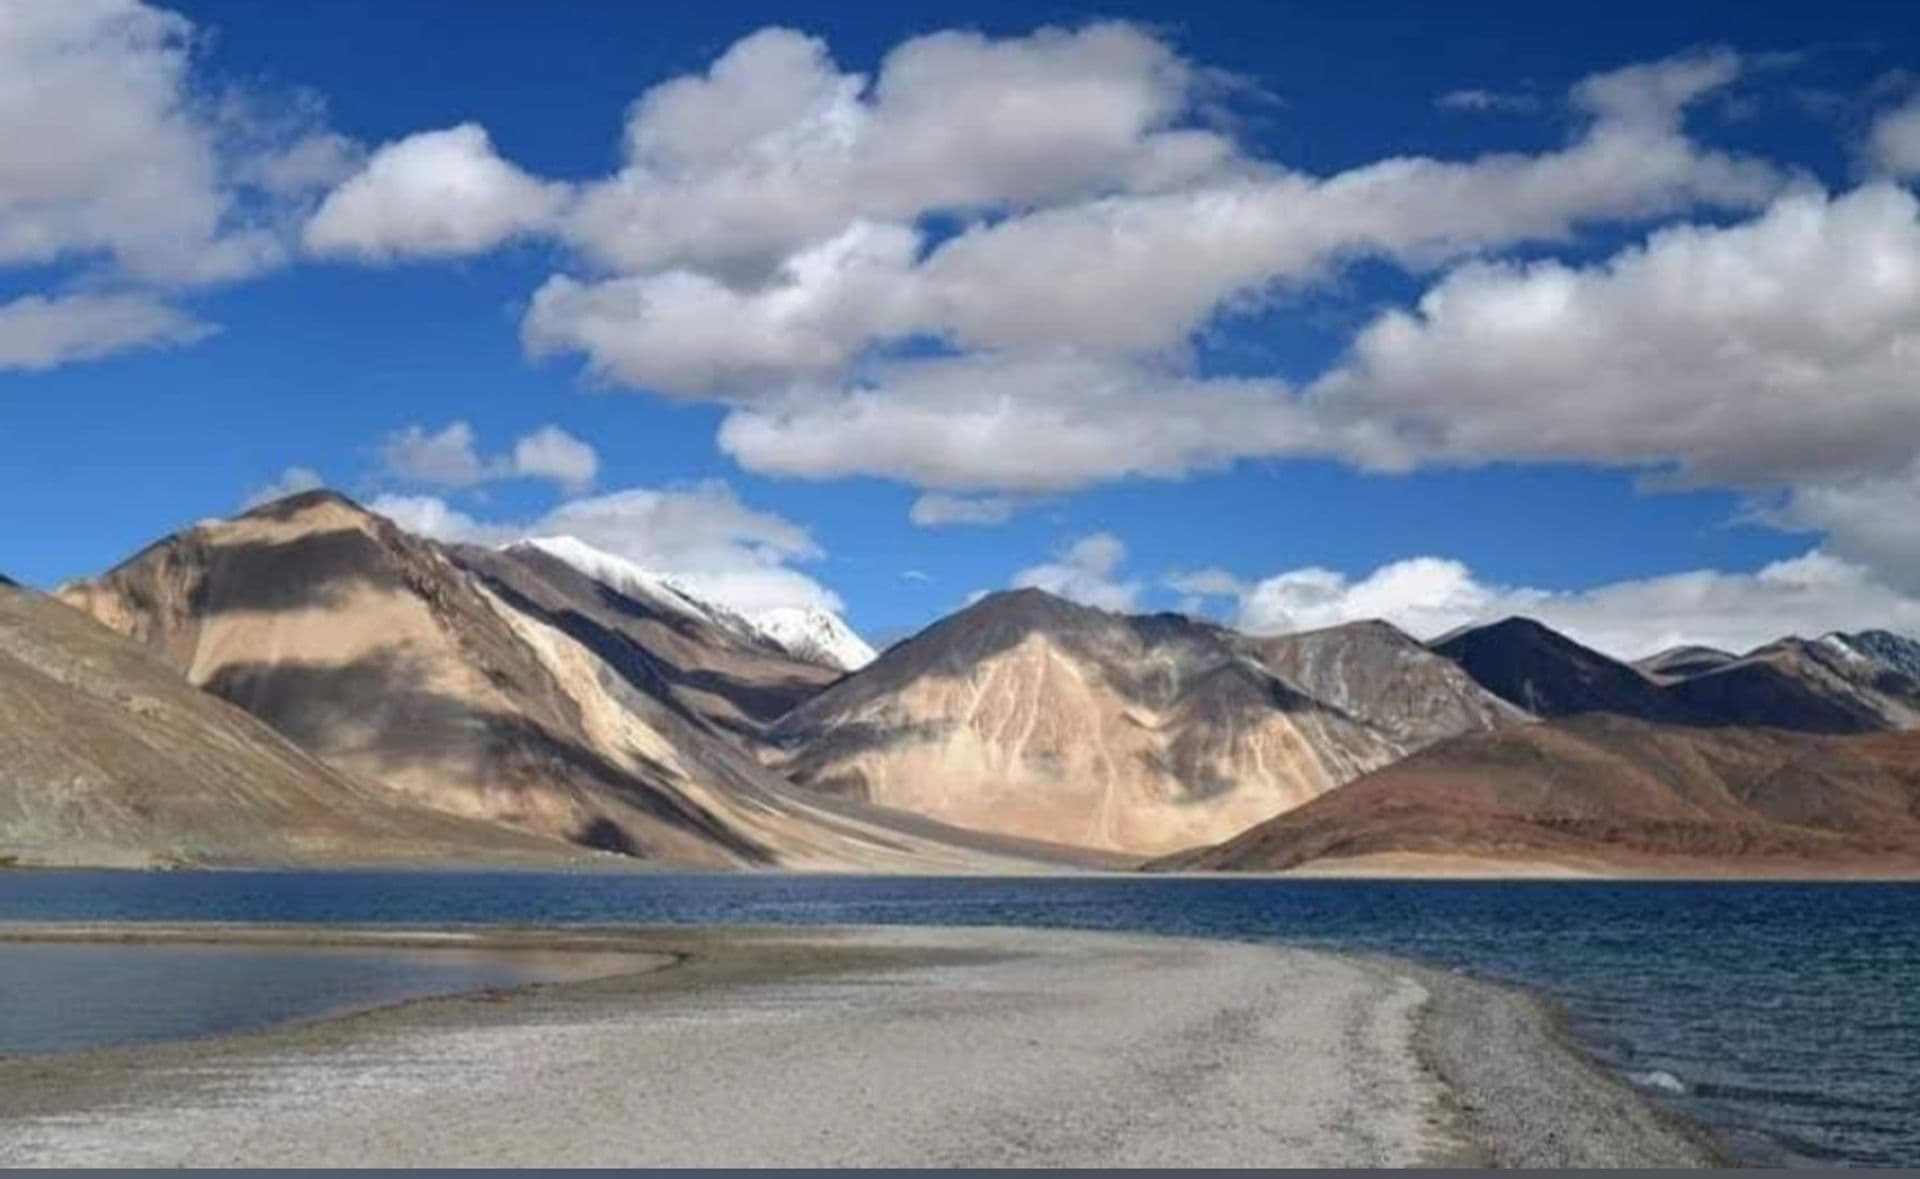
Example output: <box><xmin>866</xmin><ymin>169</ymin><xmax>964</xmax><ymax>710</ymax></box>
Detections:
<box><xmin>1635</xmin><ymin>644</ymin><xmax>1738</xmax><ymax>682</ymax></box>
<box><xmin>1431</xmin><ymin>617</ymin><xmax>1689</xmax><ymax>721</ymax></box>
<box><xmin>769</xmin><ymin>591</ymin><xmax>1511</xmax><ymax>856</ymax></box>
<box><xmin>1435</xmin><ymin>617</ymin><xmax>1920</xmax><ymax>734</ymax></box>
<box><xmin>1661</xmin><ymin>634</ymin><xmax>1920</xmax><ymax>734</ymax></box>
<box><xmin>1160</xmin><ymin>714</ymin><xmax>1920</xmax><ymax>876</ymax></box>
<box><xmin>1</xmin><ymin>577</ymin><xmax>576</xmax><ymax>868</ymax></box>
<box><xmin>55</xmin><ymin>490</ymin><xmax>1057</xmax><ymax>870</ymax></box>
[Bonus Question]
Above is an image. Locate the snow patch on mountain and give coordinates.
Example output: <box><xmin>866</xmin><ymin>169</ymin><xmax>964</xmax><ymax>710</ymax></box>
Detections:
<box><xmin>752</xmin><ymin>606</ymin><xmax>877</xmax><ymax>672</ymax></box>
<box><xmin>511</xmin><ymin>536</ymin><xmax>874</xmax><ymax>671</ymax></box>
<box><xmin>1827</xmin><ymin>629</ymin><xmax>1920</xmax><ymax>681</ymax></box>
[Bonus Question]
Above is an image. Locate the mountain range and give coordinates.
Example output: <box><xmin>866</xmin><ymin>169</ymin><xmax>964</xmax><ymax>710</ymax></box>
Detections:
<box><xmin>6</xmin><ymin>488</ymin><xmax>1920</xmax><ymax>876</ymax></box>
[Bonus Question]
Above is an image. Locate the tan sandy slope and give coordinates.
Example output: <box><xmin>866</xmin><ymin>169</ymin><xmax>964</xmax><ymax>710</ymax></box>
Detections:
<box><xmin>770</xmin><ymin>591</ymin><xmax>1518</xmax><ymax>856</ymax></box>
<box><xmin>0</xmin><ymin>577</ymin><xmax>577</xmax><ymax>867</ymax></box>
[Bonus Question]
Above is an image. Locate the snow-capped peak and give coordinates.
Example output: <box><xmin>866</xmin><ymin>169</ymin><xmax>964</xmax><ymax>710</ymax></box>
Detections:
<box><xmin>511</xmin><ymin>536</ymin><xmax>731</xmax><ymax>629</ymax></box>
<box><xmin>1819</xmin><ymin>632</ymin><xmax>1872</xmax><ymax>664</ymax></box>
<box><xmin>1824</xmin><ymin>629</ymin><xmax>1920</xmax><ymax>680</ymax></box>
<box><xmin>752</xmin><ymin>606</ymin><xmax>877</xmax><ymax>671</ymax></box>
<box><xmin>508</xmin><ymin>535</ymin><xmax>874</xmax><ymax>671</ymax></box>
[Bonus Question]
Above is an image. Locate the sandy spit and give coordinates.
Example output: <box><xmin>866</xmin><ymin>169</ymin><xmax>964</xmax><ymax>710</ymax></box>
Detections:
<box><xmin>0</xmin><ymin>924</ymin><xmax>1711</xmax><ymax>1168</ymax></box>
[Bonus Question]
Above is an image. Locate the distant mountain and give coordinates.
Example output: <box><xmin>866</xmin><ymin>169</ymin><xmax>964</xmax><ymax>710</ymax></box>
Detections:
<box><xmin>770</xmin><ymin>591</ymin><xmax>1510</xmax><ymax>856</ymax></box>
<box><xmin>1635</xmin><ymin>644</ymin><xmax>1738</xmax><ymax>683</ymax></box>
<box><xmin>514</xmin><ymin>536</ymin><xmax>874</xmax><ymax>671</ymax></box>
<box><xmin>1435</xmin><ymin>616</ymin><xmax>1920</xmax><ymax>733</ymax></box>
<box><xmin>1633</xmin><ymin>629</ymin><xmax>1920</xmax><ymax>735</ymax></box>
<box><xmin>1830</xmin><ymin>629</ymin><xmax>1920</xmax><ymax>682</ymax></box>
<box><xmin>751</xmin><ymin>605</ymin><xmax>877</xmax><ymax>673</ymax></box>
<box><xmin>1161</xmin><ymin>714</ymin><xmax>1920</xmax><ymax>876</ymax></box>
<box><xmin>482</xmin><ymin>540</ymin><xmax>840</xmax><ymax>737</ymax></box>
<box><xmin>1660</xmin><ymin>637</ymin><xmax>1895</xmax><ymax>734</ymax></box>
<box><xmin>1235</xmin><ymin>619</ymin><xmax>1529</xmax><ymax>746</ymax></box>
<box><xmin>1431</xmin><ymin>617</ymin><xmax>1688</xmax><ymax>721</ymax></box>
<box><xmin>1</xmin><ymin>577</ymin><xmax>574</xmax><ymax>868</ymax></box>
<box><xmin>57</xmin><ymin>491</ymin><xmax>1050</xmax><ymax>870</ymax></box>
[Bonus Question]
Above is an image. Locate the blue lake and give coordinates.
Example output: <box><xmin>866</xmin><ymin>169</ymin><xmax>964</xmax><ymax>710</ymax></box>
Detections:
<box><xmin>0</xmin><ymin>939</ymin><xmax>636</xmax><ymax>1055</ymax></box>
<box><xmin>0</xmin><ymin>871</ymin><xmax>1914</xmax><ymax>1166</ymax></box>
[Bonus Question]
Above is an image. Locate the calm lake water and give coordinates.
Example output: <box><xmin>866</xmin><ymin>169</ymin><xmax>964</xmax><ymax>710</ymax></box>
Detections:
<box><xmin>0</xmin><ymin>939</ymin><xmax>637</xmax><ymax>1056</ymax></box>
<box><xmin>0</xmin><ymin>871</ymin><xmax>1914</xmax><ymax>1167</ymax></box>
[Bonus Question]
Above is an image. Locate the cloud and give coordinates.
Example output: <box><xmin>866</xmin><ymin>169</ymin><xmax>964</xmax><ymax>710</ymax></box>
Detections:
<box><xmin>1215</xmin><ymin>550</ymin><xmax>1920</xmax><ymax>660</ymax></box>
<box><xmin>1770</xmin><ymin>462</ymin><xmax>1920</xmax><ymax>592</ymax></box>
<box><xmin>718</xmin><ymin>353</ymin><xmax>1329</xmax><ymax>492</ymax></box>
<box><xmin>1164</xmin><ymin>567</ymin><xmax>1248</xmax><ymax>598</ymax></box>
<box><xmin>303</xmin><ymin>123</ymin><xmax>567</xmax><ymax>260</ymax></box>
<box><xmin>0</xmin><ymin>0</ymin><xmax>346</xmax><ymax>287</ymax></box>
<box><xmin>1010</xmin><ymin>531</ymin><xmax>1140</xmax><ymax>611</ymax></box>
<box><xmin>529</xmin><ymin>45</ymin><xmax>1777</xmax><ymax>395</ymax></box>
<box><xmin>379</xmin><ymin>421</ymin><xmax>489</xmax><ymax>487</ymax></box>
<box><xmin>509</xmin><ymin>425</ymin><xmax>599</xmax><ymax>493</ymax></box>
<box><xmin>908</xmin><ymin>492</ymin><xmax>1026</xmax><ymax>527</ymax></box>
<box><xmin>1436</xmin><ymin>89</ymin><xmax>1539</xmax><ymax>113</ymax></box>
<box><xmin>561</xmin><ymin>23</ymin><xmax>1230</xmax><ymax>280</ymax></box>
<box><xmin>0</xmin><ymin>291</ymin><xmax>212</xmax><ymax>370</ymax></box>
<box><xmin>0</xmin><ymin>1</ymin><xmax>355</xmax><ymax>372</ymax></box>
<box><xmin>242</xmin><ymin>465</ymin><xmax>323</xmax><ymax>507</ymax></box>
<box><xmin>1311</xmin><ymin>183</ymin><xmax>1920</xmax><ymax>488</ymax></box>
<box><xmin>376</xmin><ymin>421</ymin><xmax>600</xmax><ymax>492</ymax></box>
<box><xmin>1868</xmin><ymin>94</ymin><xmax>1920</xmax><ymax>177</ymax></box>
<box><xmin>370</xmin><ymin>480</ymin><xmax>840</xmax><ymax>614</ymax></box>
<box><xmin>523</xmin><ymin>221</ymin><xmax>921</xmax><ymax>395</ymax></box>
<box><xmin>884</xmin><ymin>50</ymin><xmax>1774</xmax><ymax>360</ymax></box>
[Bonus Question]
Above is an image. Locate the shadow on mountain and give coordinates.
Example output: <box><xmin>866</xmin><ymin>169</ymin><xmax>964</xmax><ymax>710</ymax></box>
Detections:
<box><xmin>200</xmin><ymin>648</ymin><xmax>769</xmax><ymax>862</ymax></box>
<box><xmin>193</xmin><ymin>532</ymin><xmax>407</xmax><ymax>615</ymax></box>
<box><xmin>470</xmin><ymin>559</ymin><xmax>824</xmax><ymax>731</ymax></box>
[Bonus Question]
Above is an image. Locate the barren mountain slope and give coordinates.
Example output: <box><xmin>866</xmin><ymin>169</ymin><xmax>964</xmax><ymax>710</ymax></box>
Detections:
<box><xmin>1432</xmin><ymin>617</ymin><xmax>1688</xmax><ymax>721</ymax></box>
<box><xmin>770</xmin><ymin>590</ymin><xmax>1420</xmax><ymax>856</ymax></box>
<box><xmin>1446</xmin><ymin>618</ymin><xmax>1920</xmax><ymax>734</ymax></box>
<box><xmin>508</xmin><ymin>536</ymin><xmax>874</xmax><ymax>671</ymax></box>
<box><xmin>1236</xmin><ymin>619</ymin><xmax>1529</xmax><ymax>745</ymax></box>
<box><xmin>466</xmin><ymin>542</ymin><xmax>840</xmax><ymax>740</ymax></box>
<box><xmin>0</xmin><ymin>578</ymin><xmax>576</xmax><ymax>867</ymax></box>
<box><xmin>58</xmin><ymin>492</ymin><xmax>1045</xmax><ymax>870</ymax></box>
<box><xmin>1163</xmin><ymin>714</ymin><xmax>1920</xmax><ymax>875</ymax></box>
<box><xmin>1635</xmin><ymin>644</ymin><xmax>1739</xmax><ymax>683</ymax></box>
<box><xmin>1661</xmin><ymin>634</ymin><xmax>1920</xmax><ymax>733</ymax></box>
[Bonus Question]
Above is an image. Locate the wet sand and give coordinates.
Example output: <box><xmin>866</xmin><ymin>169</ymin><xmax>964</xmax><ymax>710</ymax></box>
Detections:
<box><xmin>0</xmin><ymin>924</ymin><xmax>1716</xmax><ymax>1167</ymax></box>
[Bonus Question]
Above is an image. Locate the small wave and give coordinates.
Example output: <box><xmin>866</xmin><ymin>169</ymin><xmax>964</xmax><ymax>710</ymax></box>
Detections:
<box><xmin>1628</xmin><ymin>1069</ymin><xmax>1688</xmax><ymax>1095</ymax></box>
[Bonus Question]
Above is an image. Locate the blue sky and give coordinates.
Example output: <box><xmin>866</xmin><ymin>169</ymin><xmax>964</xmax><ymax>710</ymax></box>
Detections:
<box><xmin>5</xmin><ymin>0</ymin><xmax>1920</xmax><ymax>655</ymax></box>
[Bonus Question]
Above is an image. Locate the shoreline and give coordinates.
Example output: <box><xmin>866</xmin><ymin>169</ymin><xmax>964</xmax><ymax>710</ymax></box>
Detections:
<box><xmin>11</xmin><ymin>857</ymin><xmax>1920</xmax><ymax>881</ymax></box>
<box><xmin>0</xmin><ymin>923</ymin><xmax>1718</xmax><ymax>1168</ymax></box>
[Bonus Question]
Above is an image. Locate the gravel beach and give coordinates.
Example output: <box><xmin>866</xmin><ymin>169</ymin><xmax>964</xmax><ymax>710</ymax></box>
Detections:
<box><xmin>0</xmin><ymin>924</ymin><xmax>1714</xmax><ymax>1167</ymax></box>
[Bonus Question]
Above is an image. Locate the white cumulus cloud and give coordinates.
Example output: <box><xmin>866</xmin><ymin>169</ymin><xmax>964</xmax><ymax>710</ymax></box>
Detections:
<box><xmin>0</xmin><ymin>0</ymin><xmax>355</xmax><ymax>369</ymax></box>
<box><xmin>376</xmin><ymin>421</ymin><xmax>600</xmax><ymax>492</ymax></box>
<box><xmin>1868</xmin><ymin>94</ymin><xmax>1920</xmax><ymax>177</ymax></box>
<box><xmin>1010</xmin><ymin>532</ymin><xmax>1140</xmax><ymax>611</ymax></box>
<box><xmin>0</xmin><ymin>292</ymin><xmax>211</xmax><ymax>371</ymax></box>
<box><xmin>1212</xmin><ymin>551</ymin><xmax>1920</xmax><ymax>660</ymax></box>
<box><xmin>242</xmin><ymin>465</ymin><xmax>324</xmax><ymax>508</ymax></box>
<box><xmin>561</xmin><ymin>22</ymin><xmax>1229</xmax><ymax>280</ymax></box>
<box><xmin>371</xmin><ymin>479</ymin><xmax>841</xmax><ymax>615</ymax></box>
<box><xmin>718</xmin><ymin>353</ymin><xmax>1329</xmax><ymax>492</ymax></box>
<box><xmin>909</xmin><ymin>492</ymin><xmax>1027</xmax><ymax>527</ymax></box>
<box><xmin>1311</xmin><ymin>183</ymin><xmax>1920</xmax><ymax>489</ymax></box>
<box><xmin>523</xmin><ymin>221</ymin><xmax>921</xmax><ymax>395</ymax></box>
<box><xmin>510</xmin><ymin>425</ymin><xmax>599</xmax><ymax>493</ymax></box>
<box><xmin>304</xmin><ymin>123</ymin><xmax>567</xmax><ymax>260</ymax></box>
